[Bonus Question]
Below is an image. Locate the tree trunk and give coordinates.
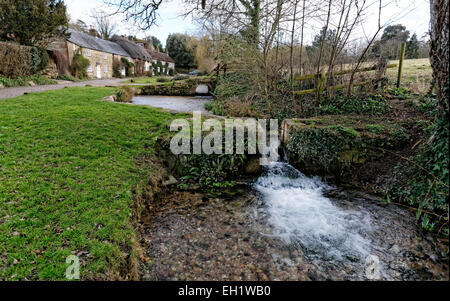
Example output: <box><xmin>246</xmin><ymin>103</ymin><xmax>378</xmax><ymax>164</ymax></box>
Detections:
<box><xmin>430</xmin><ymin>0</ymin><xmax>449</xmax><ymax>111</ymax></box>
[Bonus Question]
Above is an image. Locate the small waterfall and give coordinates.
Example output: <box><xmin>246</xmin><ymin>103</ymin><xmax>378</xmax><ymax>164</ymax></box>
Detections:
<box><xmin>254</xmin><ymin>139</ymin><xmax>373</xmax><ymax>268</ymax></box>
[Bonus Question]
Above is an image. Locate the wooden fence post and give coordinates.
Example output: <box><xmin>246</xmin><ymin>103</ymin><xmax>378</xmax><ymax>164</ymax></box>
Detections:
<box><xmin>317</xmin><ymin>69</ymin><xmax>326</xmax><ymax>101</ymax></box>
<box><xmin>397</xmin><ymin>42</ymin><xmax>406</xmax><ymax>88</ymax></box>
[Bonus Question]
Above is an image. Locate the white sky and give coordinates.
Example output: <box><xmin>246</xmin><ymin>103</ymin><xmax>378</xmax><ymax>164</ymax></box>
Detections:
<box><xmin>65</xmin><ymin>0</ymin><xmax>431</xmax><ymax>47</ymax></box>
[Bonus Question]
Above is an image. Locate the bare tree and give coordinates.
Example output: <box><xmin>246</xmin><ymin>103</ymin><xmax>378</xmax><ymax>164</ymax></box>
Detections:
<box><xmin>104</xmin><ymin>0</ymin><xmax>163</xmax><ymax>30</ymax></box>
<box><xmin>289</xmin><ymin>0</ymin><xmax>299</xmax><ymax>110</ymax></box>
<box><xmin>91</xmin><ymin>9</ymin><xmax>118</xmax><ymax>39</ymax></box>
<box><xmin>347</xmin><ymin>0</ymin><xmax>383</xmax><ymax>96</ymax></box>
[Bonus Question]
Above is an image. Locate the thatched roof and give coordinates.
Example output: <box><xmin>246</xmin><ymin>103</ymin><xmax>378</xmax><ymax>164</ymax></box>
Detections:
<box><xmin>148</xmin><ymin>50</ymin><xmax>175</xmax><ymax>63</ymax></box>
<box><xmin>66</xmin><ymin>29</ymin><xmax>129</xmax><ymax>57</ymax></box>
<box><xmin>111</xmin><ymin>35</ymin><xmax>152</xmax><ymax>61</ymax></box>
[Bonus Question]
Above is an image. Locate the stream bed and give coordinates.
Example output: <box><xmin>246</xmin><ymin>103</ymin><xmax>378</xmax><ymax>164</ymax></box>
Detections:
<box><xmin>141</xmin><ymin>161</ymin><xmax>448</xmax><ymax>281</ymax></box>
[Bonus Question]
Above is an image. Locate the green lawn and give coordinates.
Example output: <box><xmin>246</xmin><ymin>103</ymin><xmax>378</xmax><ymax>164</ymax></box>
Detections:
<box><xmin>0</xmin><ymin>87</ymin><xmax>185</xmax><ymax>280</ymax></box>
<box><xmin>121</xmin><ymin>77</ymin><xmax>168</xmax><ymax>84</ymax></box>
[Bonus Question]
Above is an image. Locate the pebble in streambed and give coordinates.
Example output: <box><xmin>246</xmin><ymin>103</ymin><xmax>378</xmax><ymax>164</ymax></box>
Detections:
<box><xmin>140</xmin><ymin>186</ymin><xmax>448</xmax><ymax>281</ymax></box>
<box><xmin>141</xmin><ymin>190</ymin><xmax>317</xmax><ymax>281</ymax></box>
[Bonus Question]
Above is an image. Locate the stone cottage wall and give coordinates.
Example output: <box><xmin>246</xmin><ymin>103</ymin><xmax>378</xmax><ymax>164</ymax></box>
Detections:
<box><xmin>67</xmin><ymin>41</ymin><xmax>114</xmax><ymax>79</ymax></box>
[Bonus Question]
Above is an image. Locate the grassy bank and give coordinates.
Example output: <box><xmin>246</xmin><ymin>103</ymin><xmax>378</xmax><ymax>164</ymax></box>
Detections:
<box><xmin>0</xmin><ymin>75</ymin><xmax>57</xmax><ymax>87</ymax></box>
<box><xmin>0</xmin><ymin>87</ymin><xmax>185</xmax><ymax>280</ymax></box>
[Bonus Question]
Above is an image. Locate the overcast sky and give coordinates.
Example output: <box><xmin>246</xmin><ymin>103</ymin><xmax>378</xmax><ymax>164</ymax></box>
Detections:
<box><xmin>65</xmin><ymin>0</ymin><xmax>431</xmax><ymax>46</ymax></box>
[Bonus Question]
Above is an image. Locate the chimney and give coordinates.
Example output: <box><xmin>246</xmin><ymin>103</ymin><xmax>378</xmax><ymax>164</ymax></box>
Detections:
<box><xmin>88</xmin><ymin>26</ymin><xmax>99</xmax><ymax>38</ymax></box>
<box><xmin>145</xmin><ymin>36</ymin><xmax>154</xmax><ymax>51</ymax></box>
<box><xmin>124</xmin><ymin>34</ymin><xmax>128</xmax><ymax>40</ymax></box>
<box><xmin>144</xmin><ymin>36</ymin><xmax>154</xmax><ymax>52</ymax></box>
<box><xmin>165</xmin><ymin>48</ymin><xmax>168</xmax><ymax>54</ymax></box>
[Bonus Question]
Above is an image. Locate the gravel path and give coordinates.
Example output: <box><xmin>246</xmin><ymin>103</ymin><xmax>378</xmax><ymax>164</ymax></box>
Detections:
<box><xmin>0</xmin><ymin>78</ymin><xmax>135</xmax><ymax>100</ymax></box>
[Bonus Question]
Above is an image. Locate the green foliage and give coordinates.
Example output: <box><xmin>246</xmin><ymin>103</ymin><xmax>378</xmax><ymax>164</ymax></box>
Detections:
<box><xmin>286</xmin><ymin>126</ymin><xmax>361</xmax><ymax>175</ymax></box>
<box><xmin>214</xmin><ymin>72</ymin><xmax>253</xmax><ymax>99</ymax></box>
<box><xmin>113</xmin><ymin>58</ymin><xmax>124</xmax><ymax>78</ymax></box>
<box><xmin>0</xmin><ymin>42</ymin><xmax>34</xmax><ymax>77</ymax></box>
<box><xmin>156</xmin><ymin>77</ymin><xmax>170</xmax><ymax>83</ymax></box>
<box><xmin>387</xmin><ymin>87</ymin><xmax>412</xmax><ymax>100</ymax></box>
<box><xmin>178</xmin><ymin>154</ymin><xmax>246</xmax><ymax>188</ymax></box>
<box><xmin>151</xmin><ymin>36</ymin><xmax>163</xmax><ymax>52</ymax></box>
<box><xmin>372</xmin><ymin>24</ymin><xmax>410</xmax><ymax>59</ymax></box>
<box><xmin>115</xmin><ymin>86</ymin><xmax>135</xmax><ymax>103</ymax></box>
<box><xmin>31</xmin><ymin>47</ymin><xmax>49</xmax><ymax>73</ymax></box>
<box><xmin>70</xmin><ymin>52</ymin><xmax>90</xmax><ymax>79</ymax></box>
<box><xmin>316</xmin><ymin>95</ymin><xmax>392</xmax><ymax>116</ymax></box>
<box><xmin>121</xmin><ymin>57</ymin><xmax>134</xmax><ymax>77</ymax></box>
<box><xmin>166</xmin><ymin>33</ymin><xmax>196</xmax><ymax>70</ymax></box>
<box><xmin>152</xmin><ymin>61</ymin><xmax>169</xmax><ymax>76</ymax></box>
<box><xmin>327</xmin><ymin>125</ymin><xmax>360</xmax><ymax>138</ymax></box>
<box><xmin>0</xmin><ymin>74</ymin><xmax>56</xmax><ymax>87</ymax></box>
<box><xmin>388</xmin><ymin>79</ymin><xmax>449</xmax><ymax>234</ymax></box>
<box><xmin>56</xmin><ymin>74</ymin><xmax>79</xmax><ymax>82</ymax></box>
<box><xmin>366</xmin><ymin>124</ymin><xmax>384</xmax><ymax>134</ymax></box>
<box><xmin>0</xmin><ymin>0</ymin><xmax>68</xmax><ymax>47</ymax></box>
<box><xmin>406</xmin><ymin>33</ymin><xmax>420</xmax><ymax>59</ymax></box>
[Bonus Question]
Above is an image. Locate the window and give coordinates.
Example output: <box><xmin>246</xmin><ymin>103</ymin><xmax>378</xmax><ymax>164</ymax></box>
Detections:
<box><xmin>104</xmin><ymin>65</ymin><xmax>108</xmax><ymax>73</ymax></box>
<box><xmin>87</xmin><ymin>65</ymin><xmax>93</xmax><ymax>72</ymax></box>
<box><xmin>104</xmin><ymin>53</ymin><xmax>107</xmax><ymax>60</ymax></box>
<box><xmin>86</xmin><ymin>49</ymin><xmax>91</xmax><ymax>57</ymax></box>
<box><xmin>72</xmin><ymin>44</ymin><xmax>76</xmax><ymax>52</ymax></box>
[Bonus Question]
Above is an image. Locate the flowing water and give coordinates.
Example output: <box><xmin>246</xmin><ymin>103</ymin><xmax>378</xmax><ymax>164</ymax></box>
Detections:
<box><xmin>251</xmin><ymin>148</ymin><xmax>448</xmax><ymax>280</ymax></box>
<box><xmin>254</xmin><ymin>162</ymin><xmax>372</xmax><ymax>268</ymax></box>
<box><xmin>142</xmin><ymin>143</ymin><xmax>448</xmax><ymax>281</ymax></box>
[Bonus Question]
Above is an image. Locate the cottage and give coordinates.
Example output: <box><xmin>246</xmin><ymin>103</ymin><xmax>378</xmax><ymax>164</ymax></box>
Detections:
<box><xmin>139</xmin><ymin>36</ymin><xmax>175</xmax><ymax>75</ymax></box>
<box><xmin>47</xmin><ymin>30</ymin><xmax>175</xmax><ymax>79</ymax></box>
<box><xmin>66</xmin><ymin>29</ymin><xmax>131</xmax><ymax>79</ymax></box>
<box><xmin>111</xmin><ymin>35</ymin><xmax>154</xmax><ymax>76</ymax></box>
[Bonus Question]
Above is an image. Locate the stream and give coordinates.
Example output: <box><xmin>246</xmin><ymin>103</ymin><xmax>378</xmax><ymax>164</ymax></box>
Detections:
<box><xmin>141</xmin><ymin>138</ymin><xmax>448</xmax><ymax>281</ymax></box>
<box><xmin>132</xmin><ymin>95</ymin><xmax>212</xmax><ymax>113</ymax></box>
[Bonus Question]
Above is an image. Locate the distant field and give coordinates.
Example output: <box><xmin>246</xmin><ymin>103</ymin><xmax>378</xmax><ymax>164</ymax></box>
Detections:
<box><xmin>387</xmin><ymin>58</ymin><xmax>432</xmax><ymax>94</ymax></box>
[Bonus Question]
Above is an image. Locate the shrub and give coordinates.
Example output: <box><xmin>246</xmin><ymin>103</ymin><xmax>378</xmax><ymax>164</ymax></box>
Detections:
<box><xmin>156</xmin><ymin>77</ymin><xmax>170</xmax><ymax>83</ymax></box>
<box><xmin>388</xmin><ymin>81</ymin><xmax>449</xmax><ymax>234</ymax></box>
<box><xmin>152</xmin><ymin>61</ymin><xmax>168</xmax><ymax>76</ymax></box>
<box><xmin>214</xmin><ymin>71</ymin><xmax>252</xmax><ymax>99</ymax></box>
<box><xmin>31</xmin><ymin>47</ymin><xmax>50</xmax><ymax>73</ymax></box>
<box><xmin>172</xmin><ymin>75</ymin><xmax>188</xmax><ymax>81</ymax></box>
<box><xmin>0</xmin><ymin>42</ymin><xmax>33</xmax><ymax>78</ymax></box>
<box><xmin>27</xmin><ymin>75</ymin><xmax>56</xmax><ymax>85</ymax></box>
<box><xmin>57</xmin><ymin>74</ymin><xmax>78</xmax><ymax>82</ymax></box>
<box><xmin>70</xmin><ymin>52</ymin><xmax>90</xmax><ymax>79</ymax></box>
<box><xmin>222</xmin><ymin>95</ymin><xmax>257</xmax><ymax>117</ymax></box>
<box><xmin>121</xmin><ymin>58</ymin><xmax>134</xmax><ymax>77</ymax></box>
<box><xmin>316</xmin><ymin>95</ymin><xmax>392</xmax><ymax>116</ymax></box>
<box><xmin>113</xmin><ymin>58</ymin><xmax>124</xmax><ymax>78</ymax></box>
<box><xmin>0</xmin><ymin>76</ymin><xmax>10</xmax><ymax>87</ymax></box>
<box><xmin>115</xmin><ymin>86</ymin><xmax>135</xmax><ymax>103</ymax></box>
<box><xmin>0</xmin><ymin>74</ymin><xmax>56</xmax><ymax>87</ymax></box>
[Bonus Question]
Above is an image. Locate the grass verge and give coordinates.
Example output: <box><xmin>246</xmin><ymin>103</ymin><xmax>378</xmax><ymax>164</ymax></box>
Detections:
<box><xmin>0</xmin><ymin>87</ymin><xmax>185</xmax><ymax>280</ymax></box>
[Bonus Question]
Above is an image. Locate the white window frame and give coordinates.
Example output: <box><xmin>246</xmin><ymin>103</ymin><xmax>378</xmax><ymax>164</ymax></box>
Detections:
<box><xmin>87</xmin><ymin>65</ymin><xmax>93</xmax><ymax>72</ymax></box>
<box><xmin>72</xmin><ymin>44</ymin><xmax>76</xmax><ymax>52</ymax></box>
<box><xmin>86</xmin><ymin>49</ymin><xmax>91</xmax><ymax>57</ymax></box>
<box><xmin>104</xmin><ymin>53</ymin><xmax>107</xmax><ymax>60</ymax></box>
<box><xmin>104</xmin><ymin>65</ymin><xmax>108</xmax><ymax>73</ymax></box>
